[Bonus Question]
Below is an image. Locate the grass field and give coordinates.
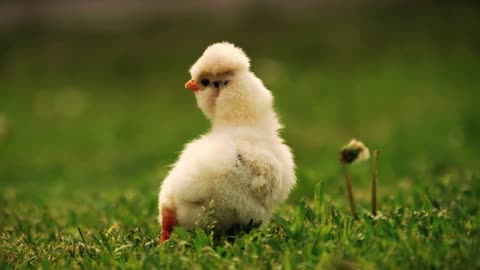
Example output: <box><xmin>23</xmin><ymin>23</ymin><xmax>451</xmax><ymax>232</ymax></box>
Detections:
<box><xmin>1</xmin><ymin>5</ymin><xmax>480</xmax><ymax>269</ymax></box>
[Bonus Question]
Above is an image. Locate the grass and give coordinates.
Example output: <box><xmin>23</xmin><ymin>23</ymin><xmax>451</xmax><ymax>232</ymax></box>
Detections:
<box><xmin>2</xmin><ymin>177</ymin><xmax>479</xmax><ymax>269</ymax></box>
<box><xmin>1</xmin><ymin>6</ymin><xmax>480</xmax><ymax>269</ymax></box>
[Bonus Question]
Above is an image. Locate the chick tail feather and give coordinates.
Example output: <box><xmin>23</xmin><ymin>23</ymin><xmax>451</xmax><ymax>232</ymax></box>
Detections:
<box><xmin>160</xmin><ymin>207</ymin><xmax>177</xmax><ymax>243</ymax></box>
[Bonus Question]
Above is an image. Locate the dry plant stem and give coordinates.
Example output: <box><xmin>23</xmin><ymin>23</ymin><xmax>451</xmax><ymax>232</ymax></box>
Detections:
<box><xmin>343</xmin><ymin>166</ymin><xmax>357</xmax><ymax>219</ymax></box>
<box><xmin>371</xmin><ymin>149</ymin><xmax>379</xmax><ymax>216</ymax></box>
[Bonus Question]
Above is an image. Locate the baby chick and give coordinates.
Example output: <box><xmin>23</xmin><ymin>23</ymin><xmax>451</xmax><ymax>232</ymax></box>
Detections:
<box><xmin>159</xmin><ymin>42</ymin><xmax>296</xmax><ymax>242</ymax></box>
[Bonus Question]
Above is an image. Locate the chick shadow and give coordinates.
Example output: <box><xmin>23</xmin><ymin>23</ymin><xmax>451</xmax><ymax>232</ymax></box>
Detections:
<box><xmin>215</xmin><ymin>219</ymin><xmax>263</xmax><ymax>244</ymax></box>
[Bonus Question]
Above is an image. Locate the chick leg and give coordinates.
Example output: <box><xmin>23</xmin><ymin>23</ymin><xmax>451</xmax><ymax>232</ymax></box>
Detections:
<box><xmin>160</xmin><ymin>207</ymin><xmax>177</xmax><ymax>243</ymax></box>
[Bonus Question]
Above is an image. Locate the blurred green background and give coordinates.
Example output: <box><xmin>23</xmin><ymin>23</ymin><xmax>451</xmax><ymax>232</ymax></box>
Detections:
<box><xmin>1</xmin><ymin>1</ymin><xmax>479</xmax><ymax>209</ymax></box>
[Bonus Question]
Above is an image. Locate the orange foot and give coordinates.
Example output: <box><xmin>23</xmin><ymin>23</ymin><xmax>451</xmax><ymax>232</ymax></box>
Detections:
<box><xmin>160</xmin><ymin>207</ymin><xmax>177</xmax><ymax>243</ymax></box>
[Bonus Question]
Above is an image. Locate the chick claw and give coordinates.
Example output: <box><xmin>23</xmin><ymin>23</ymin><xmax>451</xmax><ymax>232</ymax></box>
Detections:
<box><xmin>160</xmin><ymin>208</ymin><xmax>177</xmax><ymax>244</ymax></box>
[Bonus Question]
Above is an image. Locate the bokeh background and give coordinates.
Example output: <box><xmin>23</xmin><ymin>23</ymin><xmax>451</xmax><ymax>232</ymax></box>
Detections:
<box><xmin>1</xmin><ymin>1</ymin><xmax>479</xmax><ymax>210</ymax></box>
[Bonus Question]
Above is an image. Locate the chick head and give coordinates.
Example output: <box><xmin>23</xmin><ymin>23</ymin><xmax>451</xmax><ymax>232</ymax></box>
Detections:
<box><xmin>185</xmin><ymin>42</ymin><xmax>273</xmax><ymax>126</ymax></box>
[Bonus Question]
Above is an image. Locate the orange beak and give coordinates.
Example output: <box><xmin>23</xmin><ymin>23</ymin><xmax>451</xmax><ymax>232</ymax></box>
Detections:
<box><xmin>185</xmin><ymin>79</ymin><xmax>200</xmax><ymax>91</ymax></box>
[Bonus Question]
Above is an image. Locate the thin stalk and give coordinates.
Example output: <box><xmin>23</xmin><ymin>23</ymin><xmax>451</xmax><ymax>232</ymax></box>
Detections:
<box><xmin>343</xmin><ymin>166</ymin><xmax>357</xmax><ymax>219</ymax></box>
<box><xmin>371</xmin><ymin>149</ymin><xmax>379</xmax><ymax>216</ymax></box>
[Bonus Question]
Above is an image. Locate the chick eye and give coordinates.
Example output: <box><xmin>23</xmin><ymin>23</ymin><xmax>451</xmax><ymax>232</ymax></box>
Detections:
<box><xmin>200</xmin><ymin>78</ymin><xmax>210</xmax><ymax>87</ymax></box>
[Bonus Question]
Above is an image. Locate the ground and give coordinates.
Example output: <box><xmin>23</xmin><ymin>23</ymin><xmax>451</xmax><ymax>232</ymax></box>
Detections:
<box><xmin>1</xmin><ymin>6</ymin><xmax>479</xmax><ymax>269</ymax></box>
